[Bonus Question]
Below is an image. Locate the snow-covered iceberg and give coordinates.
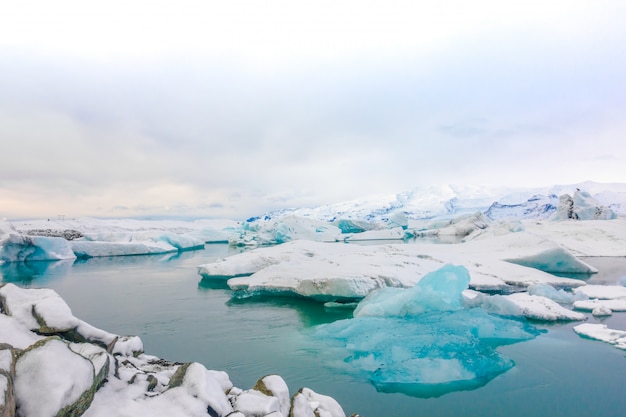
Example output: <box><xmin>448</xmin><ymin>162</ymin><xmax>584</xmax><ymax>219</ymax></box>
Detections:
<box><xmin>573</xmin><ymin>323</ymin><xmax>626</xmax><ymax>351</ymax></box>
<box><xmin>198</xmin><ymin>235</ymin><xmax>588</xmax><ymax>301</ymax></box>
<box><xmin>0</xmin><ymin>221</ymin><xmax>76</xmax><ymax>263</ymax></box>
<box><xmin>229</xmin><ymin>215</ymin><xmax>342</xmax><ymax>246</ymax></box>
<box><xmin>314</xmin><ymin>265</ymin><xmax>541</xmax><ymax>398</ymax></box>
<box><xmin>0</xmin><ymin>283</ymin><xmax>349</xmax><ymax>417</ymax></box>
<box><xmin>551</xmin><ymin>190</ymin><xmax>617</xmax><ymax>221</ymax></box>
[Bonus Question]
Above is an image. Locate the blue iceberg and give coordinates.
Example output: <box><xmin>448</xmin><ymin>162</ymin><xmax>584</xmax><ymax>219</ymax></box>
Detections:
<box><xmin>314</xmin><ymin>265</ymin><xmax>541</xmax><ymax>398</ymax></box>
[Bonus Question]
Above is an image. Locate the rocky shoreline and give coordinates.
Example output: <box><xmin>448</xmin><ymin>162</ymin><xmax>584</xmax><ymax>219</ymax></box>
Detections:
<box><xmin>0</xmin><ymin>283</ymin><xmax>355</xmax><ymax>417</ymax></box>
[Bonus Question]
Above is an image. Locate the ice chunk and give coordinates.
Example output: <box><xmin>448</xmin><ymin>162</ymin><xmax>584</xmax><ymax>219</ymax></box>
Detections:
<box><xmin>552</xmin><ymin>190</ymin><xmax>617</xmax><ymax>221</ymax></box>
<box><xmin>592</xmin><ymin>305</ymin><xmax>612</xmax><ymax>317</ymax></box>
<box><xmin>573</xmin><ymin>285</ymin><xmax>626</xmax><ymax>300</ymax></box>
<box><xmin>527</xmin><ymin>284</ymin><xmax>585</xmax><ymax>304</ymax></box>
<box><xmin>315</xmin><ymin>309</ymin><xmax>539</xmax><ymax>398</ymax></box>
<box><xmin>0</xmin><ymin>222</ymin><xmax>76</xmax><ymax>263</ymax></box>
<box><xmin>353</xmin><ymin>264</ymin><xmax>470</xmax><ymax>317</ymax></box>
<box><xmin>229</xmin><ymin>215</ymin><xmax>342</xmax><ymax>246</ymax></box>
<box><xmin>315</xmin><ymin>265</ymin><xmax>540</xmax><ymax>397</ymax></box>
<box><xmin>573</xmin><ymin>323</ymin><xmax>626</xmax><ymax>350</ymax></box>
<box><xmin>573</xmin><ymin>299</ymin><xmax>626</xmax><ymax>312</ymax></box>
<box><xmin>503</xmin><ymin>293</ymin><xmax>586</xmax><ymax>321</ymax></box>
<box><xmin>620</xmin><ymin>276</ymin><xmax>626</xmax><ymax>287</ymax></box>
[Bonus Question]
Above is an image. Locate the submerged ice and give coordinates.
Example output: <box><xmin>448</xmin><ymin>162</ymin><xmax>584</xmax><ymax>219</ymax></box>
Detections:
<box><xmin>314</xmin><ymin>265</ymin><xmax>541</xmax><ymax>398</ymax></box>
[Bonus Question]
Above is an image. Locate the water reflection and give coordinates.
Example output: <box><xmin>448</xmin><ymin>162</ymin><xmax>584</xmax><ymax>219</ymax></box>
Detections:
<box><xmin>0</xmin><ymin>259</ymin><xmax>74</xmax><ymax>286</ymax></box>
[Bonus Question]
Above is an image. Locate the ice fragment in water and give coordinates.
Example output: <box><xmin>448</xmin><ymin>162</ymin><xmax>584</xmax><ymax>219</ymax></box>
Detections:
<box><xmin>314</xmin><ymin>265</ymin><xmax>540</xmax><ymax>398</ymax></box>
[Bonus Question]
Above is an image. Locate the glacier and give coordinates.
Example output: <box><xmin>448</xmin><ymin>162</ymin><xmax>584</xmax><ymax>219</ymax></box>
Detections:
<box><xmin>314</xmin><ymin>265</ymin><xmax>541</xmax><ymax>397</ymax></box>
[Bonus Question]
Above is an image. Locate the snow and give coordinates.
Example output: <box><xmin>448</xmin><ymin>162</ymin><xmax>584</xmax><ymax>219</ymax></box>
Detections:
<box><xmin>0</xmin><ymin>315</ymin><xmax>44</xmax><ymax>349</ymax></box>
<box><xmin>0</xmin><ymin>221</ymin><xmax>76</xmax><ymax>262</ymax></box>
<box><xmin>0</xmin><ymin>284</ymin><xmax>348</xmax><ymax>417</ymax></box>
<box><xmin>14</xmin><ymin>338</ymin><xmax>95</xmax><ymax>417</ymax></box>
<box><xmin>573</xmin><ymin>323</ymin><xmax>626</xmax><ymax>350</ymax></box>
<box><xmin>573</xmin><ymin>299</ymin><xmax>626</xmax><ymax>312</ymax></box>
<box><xmin>502</xmin><ymin>293</ymin><xmax>586</xmax><ymax>321</ymax></box>
<box><xmin>230</xmin><ymin>215</ymin><xmax>342</xmax><ymax>246</ymax></box>
<box><xmin>4</xmin><ymin>217</ymin><xmax>241</xmax><ymax>259</ymax></box>
<box><xmin>573</xmin><ymin>285</ymin><xmax>626</xmax><ymax>300</ymax></box>
<box><xmin>0</xmin><ymin>283</ymin><xmax>79</xmax><ymax>331</ymax></box>
<box><xmin>199</xmin><ymin>236</ymin><xmax>588</xmax><ymax>301</ymax></box>
<box><xmin>552</xmin><ymin>190</ymin><xmax>616</xmax><ymax>221</ymax></box>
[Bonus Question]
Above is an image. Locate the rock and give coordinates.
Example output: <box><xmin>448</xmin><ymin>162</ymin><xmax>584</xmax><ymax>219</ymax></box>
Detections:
<box><xmin>289</xmin><ymin>388</ymin><xmax>346</xmax><ymax>417</ymax></box>
<box><xmin>231</xmin><ymin>389</ymin><xmax>281</xmax><ymax>416</ymax></box>
<box><xmin>253</xmin><ymin>375</ymin><xmax>290</xmax><ymax>416</ymax></box>
<box><xmin>14</xmin><ymin>337</ymin><xmax>97</xmax><ymax>417</ymax></box>
<box><xmin>0</xmin><ymin>344</ymin><xmax>16</xmax><ymax>417</ymax></box>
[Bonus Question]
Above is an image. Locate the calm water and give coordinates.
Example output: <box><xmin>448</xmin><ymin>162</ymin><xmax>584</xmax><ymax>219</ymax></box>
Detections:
<box><xmin>2</xmin><ymin>246</ymin><xmax>626</xmax><ymax>417</ymax></box>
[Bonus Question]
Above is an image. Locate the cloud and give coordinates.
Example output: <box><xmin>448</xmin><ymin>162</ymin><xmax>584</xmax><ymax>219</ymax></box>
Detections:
<box><xmin>1</xmin><ymin>1</ymin><xmax>626</xmax><ymax>219</ymax></box>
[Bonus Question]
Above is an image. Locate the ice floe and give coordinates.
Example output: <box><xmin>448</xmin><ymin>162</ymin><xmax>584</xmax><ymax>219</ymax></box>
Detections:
<box><xmin>573</xmin><ymin>284</ymin><xmax>626</xmax><ymax>300</ymax></box>
<box><xmin>314</xmin><ymin>265</ymin><xmax>542</xmax><ymax>398</ymax></box>
<box><xmin>0</xmin><ymin>283</ymin><xmax>350</xmax><ymax>417</ymax></box>
<box><xmin>198</xmin><ymin>235</ymin><xmax>588</xmax><ymax>301</ymax></box>
<box><xmin>573</xmin><ymin>323</ymin><xmax>626</xmax><ymax>350</ymax></box>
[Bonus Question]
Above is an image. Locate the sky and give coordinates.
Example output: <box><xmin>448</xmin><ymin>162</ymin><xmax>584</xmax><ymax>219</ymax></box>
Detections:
<box><xmin>1</xmin><ymin>1</ymin><xmax>625</xmax><ymax>220</ymax></box>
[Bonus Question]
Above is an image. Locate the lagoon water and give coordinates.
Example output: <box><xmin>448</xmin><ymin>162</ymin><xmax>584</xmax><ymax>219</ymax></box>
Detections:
<box><xmin>2</xmin><ymin>246</ymin><xmax>626</xmax><ymax>417</ymax></box>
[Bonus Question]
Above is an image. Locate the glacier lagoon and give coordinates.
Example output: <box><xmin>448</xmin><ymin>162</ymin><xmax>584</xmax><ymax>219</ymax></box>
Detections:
<box><xmin>2</xmin><ymin>246</ymin><xmax>626</xmax><ymax>417</ymax></box>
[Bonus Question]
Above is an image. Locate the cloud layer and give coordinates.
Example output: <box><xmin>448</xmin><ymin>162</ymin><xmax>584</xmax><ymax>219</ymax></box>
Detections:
<box><xmin>1</xmin><ymin>1</ymin><xmax>625</xmax><ymax>219</ymax></box>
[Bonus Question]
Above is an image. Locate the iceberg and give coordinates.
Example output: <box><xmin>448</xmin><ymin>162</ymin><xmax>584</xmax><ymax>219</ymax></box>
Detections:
<box><xmin>229</xmin><ymin>215</ymin><xmax>342</xmax><ymax>246</ymax></box>
<box><xmin>314</xmin><ymin>265</ymin><xmax>541</xmax><ymax>398</ymax></box>
<box><xmin>198</xmin><ymin>236</ymin><xmax>587</xmax><ymax>301</ymax></box>
<box><xmin>551</xmin><ymin>190</ymin><xmax>617</xmax><ymax>221</ymax></box>
<box><xmin>573</xmin><ymin>323</ymin><xmax>626</xmax><ymax>351</ymax></box>
<box><xmin>0</xmin><ymin>221</ymin><xmax>76</xmax><ymax>263</ymax></box>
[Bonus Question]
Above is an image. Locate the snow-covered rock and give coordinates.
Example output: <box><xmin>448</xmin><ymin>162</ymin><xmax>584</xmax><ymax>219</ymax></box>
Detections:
<box><xmin>0</xmin><ymin>284</ymin><xmax>351</xmax><ymax>417</ymax></box>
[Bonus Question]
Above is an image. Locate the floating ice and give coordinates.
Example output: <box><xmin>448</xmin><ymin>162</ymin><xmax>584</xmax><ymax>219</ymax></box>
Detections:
<box><xmin>0</xmin><ymin>221</ymin><xmax>76</xmax><ymax>263</ymax></box>
<box><xmin>314</xmin><ymin>265</ymin><xmax>541</xmax><ymax>397</ymax></box>
<box><xmin>527</xmin><ymin>283</ymin><xmax>586</xmax><ymax>304</ymax></box>
<box><xmin>573</xmin><ymin>323</ymin><xmax>626</xmax><ymax>350</ymax></box>
<box><xmin>353</xmin><ymin>264</ymin><xmax>470</xmax><ymax>318</ymax></box>
<box><xmin>573</xmin><ymin>285</ymin><xmax>626</xmax><ymax>300</ymax></box>
<box><xmin>502</xmin><ymin>293</ymin><xmax>586</xmax><ymax>321</ymax></box>
<box><xmin>573</xmin><ymin>299</ymin><xmax>626</xmax><ymax>312</ymax></box>
<box><xmin>199</xmin><ymin>238</ymin><xmax>586</xmax><ymax>301</ymax></box>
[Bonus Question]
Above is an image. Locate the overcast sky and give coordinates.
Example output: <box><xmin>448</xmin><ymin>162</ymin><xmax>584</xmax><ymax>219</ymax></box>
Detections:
<box><xmin>1</xmin><ymin>1</ymin><xmax>625</xmax><ymax>219</ymax></box>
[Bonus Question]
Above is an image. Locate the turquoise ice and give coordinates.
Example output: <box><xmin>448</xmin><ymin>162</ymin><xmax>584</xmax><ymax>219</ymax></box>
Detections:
<box><xmin>314</xmin><ymin>265</ymin><xmax>541</xmax><ymax>398</ymax></box>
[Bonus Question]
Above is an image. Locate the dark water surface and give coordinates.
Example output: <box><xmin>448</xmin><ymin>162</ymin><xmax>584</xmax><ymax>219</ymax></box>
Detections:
<box><xmin>2</xmin><ymin>247</ymin><xmax>625</xmax><ymax>417</ymax></box>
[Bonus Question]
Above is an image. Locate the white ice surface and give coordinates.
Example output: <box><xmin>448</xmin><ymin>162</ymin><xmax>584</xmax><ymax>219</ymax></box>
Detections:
<box><xmin>573</xmin><ymin>285</ymin><xmax>626</xmax><ymax>300</ymax></box>
<box><xmin>503</xmin><ymin>293</ymin><xmax>586</xmax><ymax>321</ymax></box>
<box><xmin>0</xmin><ymin>315</ymin><xmax>44</xmax><ymax>349</ymax></box>
<box><xmin>573</xmin><ymin>299</ymin><xmax>626</xmax><ymax>312</ymax></box>
<box><xmin>573</xmin><ymin>323</ymin><xmax>626</xmax><ymax>350</ymax></box>
<box><xmin>200</xmin><ymin>237</ymin><xmax>587</xmax><ymax>300</ymax></box>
